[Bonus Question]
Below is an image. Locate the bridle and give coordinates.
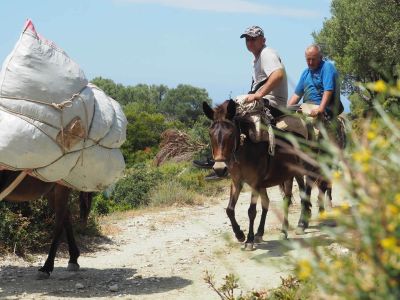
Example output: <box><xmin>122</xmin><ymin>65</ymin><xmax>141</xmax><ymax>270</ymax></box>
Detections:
<box><xmin>211</xmin><ymin>118</ymin><xmax>241</xmax><ymax>164</ymax></box>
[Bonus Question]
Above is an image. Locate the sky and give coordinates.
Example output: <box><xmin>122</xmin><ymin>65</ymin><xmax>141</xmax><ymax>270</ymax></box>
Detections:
<box><xmin>0</xmin><ymin>0</ymin><xmax>349</xmax><ymax>110</ymax></box>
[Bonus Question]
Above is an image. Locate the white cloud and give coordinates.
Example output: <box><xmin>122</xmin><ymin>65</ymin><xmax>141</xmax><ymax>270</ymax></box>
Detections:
<box><xmin>118</xmin><ymin>0</ymin><xmax>320</xmax><ymax>18</ymax></box>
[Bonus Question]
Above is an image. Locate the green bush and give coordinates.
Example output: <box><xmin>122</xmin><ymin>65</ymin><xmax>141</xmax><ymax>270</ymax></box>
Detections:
<box><xmin>0</xmin><ymin>198</ymin><xmax>53</xmax><ymax>255</ymax></box>
<box><xmin>112</xmin><ymin>163</ymin><xmax>162</xmax><ymax>208</ymax></box>
<box><xmin>292</xmin><ymin>81</ymin><xmax>400</xmax><ymax>299</ymax></box>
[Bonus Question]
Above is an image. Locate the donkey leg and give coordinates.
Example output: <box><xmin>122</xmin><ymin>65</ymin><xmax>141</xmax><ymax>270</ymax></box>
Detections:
<box><xmin>64</xmin><ymin>208</ymin><xmax>80</xmax><ymax>271</ymax></box>
<box><xmin>255</xmin><ymin>188</ymin><xmax>270</xmax><ymax>243</ymax></box>
<box><xmin>280</xmin><ymin>179</ymin><xmax>294</xmax><ymax>240</ymax></box>
<box><xmin>244</xmin><ymin>191</ymin><xmax>258</xmax><ymax>250</ymax></box>
<box><xmin>226</xmin><ymin>182</ymin><xmax>245</xmax><ymax>242</ymax></box>
<box><xmin>37</xmin><ymin>185</ymin><xmax>70</xmax><ymax>279</ymax></box>
<box><xmin>317</xmin><ymin>181</ymin><xmax>326</xmax><ymax>214</ymax></box>
<box><xmin>296</xmin><ymin>175</ymin><xmax>311</xmax><ymax>235</ymax></box>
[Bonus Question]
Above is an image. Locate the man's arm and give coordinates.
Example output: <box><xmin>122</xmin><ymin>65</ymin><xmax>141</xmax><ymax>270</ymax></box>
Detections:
<box><xmin>246</xmin><ymin>69</ymin><xmax>284</xmax><ymax>102</ymax></box>
<box><xmin>288</xmin><ymin>94</ymin><xmax>301</xmax><ymax>105</ymax></box>
<box><xmin>309</xmin><ymin>90</ymin><xmax>333</xmax><ymax>117</ymax></box>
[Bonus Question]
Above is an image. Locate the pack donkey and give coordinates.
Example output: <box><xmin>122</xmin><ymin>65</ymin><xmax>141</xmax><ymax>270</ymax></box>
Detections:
<box><xmin>0</xmin><ymin>170</ymin><xmax>92</xmax><ymax>279</ymax></box>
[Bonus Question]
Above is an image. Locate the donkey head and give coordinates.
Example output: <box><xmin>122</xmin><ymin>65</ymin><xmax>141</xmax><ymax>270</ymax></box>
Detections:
<box><xmin>203</xmin><ymin>100</ymin><xmax>238</xmax><ymax>176</ymax></box>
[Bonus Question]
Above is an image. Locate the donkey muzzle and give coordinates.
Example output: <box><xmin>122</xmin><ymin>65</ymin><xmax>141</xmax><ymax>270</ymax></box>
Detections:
<box><xmin>213</xmin><ymin>161</ymin><xmax>228</xmax><ymax>177</ymax></box>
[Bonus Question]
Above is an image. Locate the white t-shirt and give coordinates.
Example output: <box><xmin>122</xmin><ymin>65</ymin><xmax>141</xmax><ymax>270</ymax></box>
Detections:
<box><xmin>251</xmin><ymin>46</ymin><xmax>288</xmax><ymax>108</ymax></box>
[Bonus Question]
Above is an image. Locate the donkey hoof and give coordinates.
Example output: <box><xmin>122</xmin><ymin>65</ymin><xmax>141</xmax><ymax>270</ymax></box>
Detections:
<box><xmin>67</xmin><ymin>262</ymin><xmax>80</xmax><ymax>272</ymax></box>
<box><xmin>295</xmin><ymin>227</ymin><xmax>305</xmax><ymax>235</ymax></box>
<box><xmin>279</xmin><ymin>231</ymin><xmax>288</xmax><ymax>240</ymax></box>
<box><xmin>254</xmin><ymin>235</ymin><xmax>263</xmax><ymax>243</ymax></box>
<box><xmin>244</xmin><ymin>243</ymin><xmax>255</xmax><ymax>251</ymax></box>
<box><xmin>236</xmin><ymin>232</ymin><xmax>246</xmax><ymax>243</ymax></box>
<box><xmin>36</xmin><ymin>270</ymin><xmax>50</xmax><ymax>280</ymax></box>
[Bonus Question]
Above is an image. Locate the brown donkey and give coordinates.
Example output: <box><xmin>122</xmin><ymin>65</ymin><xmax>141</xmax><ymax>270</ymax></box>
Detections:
<box><xmin>0</xmin><ymin>170</ymin><xmax>91</xmax><ymax>279</ymax></box>
<box><xmin>203</xmin><ymin>100</ymin><xmax>314</xmax><ymax>250</ymax></box>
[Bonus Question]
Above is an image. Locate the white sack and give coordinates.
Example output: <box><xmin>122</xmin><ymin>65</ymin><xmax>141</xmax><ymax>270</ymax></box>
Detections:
<box><xmin>0</xmin><ymin>20</ymin><xmax>126</xmax><ymax>191</ymax></box>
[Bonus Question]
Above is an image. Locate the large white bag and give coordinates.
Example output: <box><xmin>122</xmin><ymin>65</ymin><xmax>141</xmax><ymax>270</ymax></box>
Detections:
<box><xmin>0</xmin><ymin>20</ymin><xmax>126</xmax><ymax>191</ymax></box>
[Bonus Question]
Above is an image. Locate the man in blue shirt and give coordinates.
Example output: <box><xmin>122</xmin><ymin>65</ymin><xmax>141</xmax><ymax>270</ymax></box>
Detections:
<box><xmin>288</xmin><ymin>44</ymin><xmax>342</xmax><ymax>118</ymax></box>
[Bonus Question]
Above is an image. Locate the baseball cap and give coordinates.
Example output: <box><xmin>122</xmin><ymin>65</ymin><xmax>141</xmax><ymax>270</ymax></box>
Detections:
<box><xmin>240</xmin><ymin>26</ymin><xmax>264</xmax><ymax>38</ymax></box>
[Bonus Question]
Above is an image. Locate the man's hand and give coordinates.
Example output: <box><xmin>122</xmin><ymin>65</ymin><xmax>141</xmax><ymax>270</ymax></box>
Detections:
<box><xmin>245</xmin><ymin>93</ymin><xmax>259</xmax><ymax>103</ymax></box>
<box><xmin>309</xmin><ymin>107</ymin><xmax>324</xmax><ymax>117</ymax></box>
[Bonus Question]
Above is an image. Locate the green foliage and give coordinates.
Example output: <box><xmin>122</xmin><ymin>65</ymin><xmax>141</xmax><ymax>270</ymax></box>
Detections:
<box><xmin>112</xmin><ymin>164</ymin><xmax>162</xmax><ymax>208</ymax></box>
<box><xmin>292</xmin><ymin>82</ymin><xmax>400</xmax><ymax>299</ymax></box>
<box><xmin>122</xmin><ymin>102</ymin><xmax>167</xmax><ymax>167</ymax></box>
<box><xmin>0</xmin><ymin>198</ymin><xmax>53</xmax><ymax>254</ymax></box>
<box><xmin>204</xmin><ymin>272</ymin><xmax>313</xmax><ymax>300</ymax></box>
<box><xmin>313</xmin><ymin>0</ymin><xmax>400</xmax><ymax>119</ymax></box>
<box><xmin>160</xmin><ymin>84</ymin><xmax>212</xmax><ymax>125</ymax></box>
<box><xmin>149</xmin><ymin>180</ymin><xmax>200</xmax><ymax>207</ymax></box>
<box><xmin>91</xmin><ymin>77</ymin><xmax>168</xmax><ymax>106</ymax></box>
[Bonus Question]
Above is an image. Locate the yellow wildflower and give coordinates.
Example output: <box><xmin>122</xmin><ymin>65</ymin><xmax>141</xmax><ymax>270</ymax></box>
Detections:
<box><xmin>297</xmin><ymin>259</ymin><xmax>312</xmax><ymax>280</ymax></box>
<box><xmin>380</xmin><ymin>237</ymin><xmax>397</xmax><ymax>250</ymax></box>
<box><xmin>332</xmin><ymin>170</ymin><xmax>342</xmax><ymax>180</ymax></box>
<box><xmin>373</xmin><ymin>80</ymin><xmax>387</xmax><ymax>93</ymax></box>
<box><xmin>352</xmin><ymin>149</ymin><xmax>371</xmax><ymax>163</ymax></box>
<box><xmin>367</xmin><ymin>130</ymin><xmax>377</xmax><ymax>140</ymax></box>
<box><xmin>386</xmin><ymin>204</ymin><xmax>399</xmax><ymax>216</ymax></box>
<box><xmin>387</xmin><ymin>222</ymin><xmax>396</xmax><ymax>232</ymax></box>
<box><xmin>376</xmin><ymin>136</ymin><xmax>389</xmax><ymax>149</ymax></box>
<box><xmin>319</xmin><ymin>211</ymin><xmax>328</xmax><ymax>220</ymax></box>
<box><xmin>340</xmin><ymin>202</ymin><xmax>350</xmax><ymax>212</ymax></box>
<box><xmin>395</xmin><ymin>194</ymin><xmax>400</xmax><ymax>206</ymax></box>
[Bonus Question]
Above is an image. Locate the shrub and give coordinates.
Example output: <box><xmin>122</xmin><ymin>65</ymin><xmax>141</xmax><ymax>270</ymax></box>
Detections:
<box><xmin>292</xmin><ymin>81</ymin><xmax>400</xmax><ymax>299</ymax></box>
<box><xmin>112</xmin><ymin>163</ymin><xmax>162</xmax><ymax>208</ymax></box>
<box><xmin>0</xmin><ymin>198</ymin><xmax>53</xmax><ymax>255</ymax></box>
<box><xmin>149</xmin><ymin>179</ymin><xmax>202</xmax><ymax>207</ymax></box>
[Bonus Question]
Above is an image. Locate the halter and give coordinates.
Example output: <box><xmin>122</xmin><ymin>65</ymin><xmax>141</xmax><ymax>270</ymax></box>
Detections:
<box><xmin>211</xmin><ymin>118</ymin><xmax>241</xmax><ymax>164</ymax></box>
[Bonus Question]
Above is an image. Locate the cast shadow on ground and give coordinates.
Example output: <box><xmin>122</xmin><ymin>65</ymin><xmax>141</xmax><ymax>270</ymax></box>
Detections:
<box><xmin>0</xmin><ymin>265</ymin><xmax>191</xmax><ymax>298</ymax></box>
<box><xmin>249</xmin><ymin>230</ymin><xmax>336</xmax><ymax>263</ymax></box>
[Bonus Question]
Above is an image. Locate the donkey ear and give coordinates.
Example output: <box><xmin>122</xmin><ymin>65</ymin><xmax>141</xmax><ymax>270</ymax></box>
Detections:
<box><xmin>203</xmin><ymin>101</ymin><xmax>214</xmax><ymax>120</ymax></box>
<box><xmin>226</xmin><ymin>99</ymin><xmax>236</xmax><ymax>120</ymax></box>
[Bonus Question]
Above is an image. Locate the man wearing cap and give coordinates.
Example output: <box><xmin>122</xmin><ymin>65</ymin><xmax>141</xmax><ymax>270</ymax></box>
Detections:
<box><xmin>241</xmin><ymin>25</ymin><xmax>288</xmax><ymax>117</ymax></box>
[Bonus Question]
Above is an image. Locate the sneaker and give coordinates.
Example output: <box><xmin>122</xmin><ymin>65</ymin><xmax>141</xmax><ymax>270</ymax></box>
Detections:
<box><xmin>193</xmin><ymin>158</ymin><xmax>214</xmax><ymax>169</ymax></box>
<box><xmin>204</xmin><ymin>170</ymin><xmax>229</xmax><ymax>181</ymax></box>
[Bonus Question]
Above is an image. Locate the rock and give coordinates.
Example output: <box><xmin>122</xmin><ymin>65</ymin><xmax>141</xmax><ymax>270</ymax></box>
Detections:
<box><xmin>75</xmin><ymin>283</ymin><xmax>85</xmax><ymax>289</ymax></box>
<box><xmin>109</xmin><ymin>284</ymin><xmax>119</xmax><ymax>292</ymax></box>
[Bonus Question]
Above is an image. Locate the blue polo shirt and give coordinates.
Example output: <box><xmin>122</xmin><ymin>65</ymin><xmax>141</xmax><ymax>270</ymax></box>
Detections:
<box><xmin>294</xmin><ymin>60</ymin><xmax>339</xmax><ymax>106</ymax></box>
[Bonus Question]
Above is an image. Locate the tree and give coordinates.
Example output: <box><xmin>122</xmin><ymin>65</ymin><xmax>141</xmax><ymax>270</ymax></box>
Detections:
<box><xmin>312</xmin><ymin>0</ymin><xmax>400</xmax><ymax>116</ymax></box>
<box><xmin>160</xmin><ymin>84</ymin><xmax>212</xmax><ymax>125</ymax></box>
<box><xmin>121</xmin><ymin>102</ymin><xmax>167</xmax><ymax>166</ymax></box>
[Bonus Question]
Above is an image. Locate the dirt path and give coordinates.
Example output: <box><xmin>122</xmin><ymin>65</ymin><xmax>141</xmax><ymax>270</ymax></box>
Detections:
<box><xmin>0</xmin><ymin>184</ymin><xmax>339</xmax><ymax>300</ymax></box>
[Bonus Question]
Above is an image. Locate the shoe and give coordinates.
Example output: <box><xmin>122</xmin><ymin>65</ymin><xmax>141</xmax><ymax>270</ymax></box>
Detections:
<box><xmin>193</xmin><ymin>158</ymin><xmax>214</xmax><ymax>169</ymax></box>
<box><xmin>204</xmin><ymin>170</ymin><xmax>229</xmax><ymax>181</ymax></box>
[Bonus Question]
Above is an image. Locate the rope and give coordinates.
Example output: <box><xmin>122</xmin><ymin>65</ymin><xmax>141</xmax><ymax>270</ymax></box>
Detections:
<box><xmin>0</xmin><ymin>171</ymin><xmax>28</xmax><ymax>201</ymax></box>
<box><xmin>235</xmin><ymin>96</ymin><xmax>276</xmax><ymax>155</ymax></box>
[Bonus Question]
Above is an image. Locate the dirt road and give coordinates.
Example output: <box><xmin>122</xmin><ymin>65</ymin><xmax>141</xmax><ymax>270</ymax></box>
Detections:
<box><xmin>0</xmin><ymin>184</ymin><xmax>338</xmax><ymax>300</ymax></box>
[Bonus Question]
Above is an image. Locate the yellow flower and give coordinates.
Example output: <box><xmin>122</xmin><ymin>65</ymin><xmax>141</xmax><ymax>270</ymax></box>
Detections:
<box><xmin>333</xmin><ymin>260</ymin><xmax>343</xmax><ymax>269</ymax></box>
<box><xmin>397</xmin><ymin>79</ymin><xmax>400</xmax><ymax>91</ymax></box>
<box><xmin>395</xmin><ymin>194</ymin><xmax>400</xmax><ymax>206</ymax></box>
<box><xmin>319</xmin><ymin>211</ymin><xmax>328</xmax><ymax>220</ymax></box>
<box><xmin>297</xmin><ymin>259</ymin><xmax>312</xmax><ymax>280</ymax></box>
<box><xmin>387</xmin><ymin>223</ymin><xmax>396</xmax><ymax>232</ymax></box>
<box><xmin>352</xmin><ymin>149</ymin><xmax>371</xmax><ymax>163</ymax></box>
<box><xmin>381</xmin><ymin>237</ymin><xmax>397</xmax><ymax>250</ymax></box>
<box><xmin>340</xmin><ymin>202</ymin><xmax>350</xmax><ymax>211</ymax></box>
<box><xmin>376</xmin><ymin>137</ymin><xmax>389</xmax><ymax>149</ymax></box>
<box><xmin>367</xmin><ymin>130</ymin><xmax>377</xmax><ymax>140</ymax></box>
<box><xmin>332</xmin><ymin>170</ymin><xmax>342</xmax><ymax>180</ymax></box>
<box><xmin>386</xmin><ymin>204</ymin><xmax>399</xmax><ymax>216</ymax></box>
<box><xmin>373</xmin><ymin>80</ymin><xmax>387</xmax><ymax>93</ymax></box>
